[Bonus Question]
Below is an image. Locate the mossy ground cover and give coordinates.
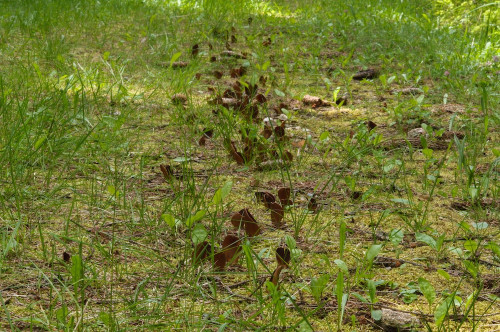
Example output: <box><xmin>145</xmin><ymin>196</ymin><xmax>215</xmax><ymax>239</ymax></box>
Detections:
<box><xmin>0</xmin><ymin>0</ymin><xmax>498</xmax><ymax>330</ymax></box>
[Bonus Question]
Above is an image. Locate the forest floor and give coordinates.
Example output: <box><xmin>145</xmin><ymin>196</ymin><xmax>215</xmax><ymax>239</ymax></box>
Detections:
<box><xmin>0</xmin><ymin>0</ymin><xmax>499</xmax><ymax>331</ymax></box>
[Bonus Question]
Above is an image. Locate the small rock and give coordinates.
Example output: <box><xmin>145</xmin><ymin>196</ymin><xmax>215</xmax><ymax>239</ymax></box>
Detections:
<box><xmin>171</xmin><ymin>93</ymin><xmax>187</xmax><ymax>105</ymax></box>
<box><xmin>380</xmin><ymin>308</ymin><xmax>420</xmax><ymax>331</ymax></box>
<box><xmin>221</xmin><ymin>50</ymin><xmax>246</xmax><ymax>59</ymax></box>
<box><xmin>407</xmin><ymin>127</ymin><xmax>428</xmax><ymax>140</ymax></box>
<box><xmin>171</xmin><ymin>61</ymin><xmax>188</xmax><ymax>68</ymax></box>
<box><xmin>302</xmin><ymin>95</ymin><xmax>329</xmax><ymax>108</ymax></box>
<box><xmin>353</xmin><ymin>68</ymin><xmax>379</xmax><ymax>80</ymax></box>
<box><xmin>392</xmin><ymin>87</ymin><xmax>423</xmax><ymax>95</ymax></box>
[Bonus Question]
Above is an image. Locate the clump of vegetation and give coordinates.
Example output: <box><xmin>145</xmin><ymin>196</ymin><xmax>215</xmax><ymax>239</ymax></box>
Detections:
<box><xmin>0</xmin><ymin>0</ymin><xmax>498</xmax><ymax>330</ymax></box>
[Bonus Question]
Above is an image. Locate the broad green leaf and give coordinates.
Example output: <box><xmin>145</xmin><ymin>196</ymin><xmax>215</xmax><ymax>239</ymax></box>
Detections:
<box><xmin>367</xmin><ymin>279</ymin><xmax>377</xmax><ymax>303</ymax></box>
<box><xmin>319</xmin><ymin>131</ymin><xmax>329</xmax><ymax>141</ymax></box>
<box><xmin>352</xmin><ymin>292</ymin><xmax>369</xmax><ymax>303</ymax></box>
<box><xmin>487</xmin><ymin>241</ymin><xmax>500</xmax><ymax>259</ymax></box>
<box><xmin>471</xmin><ymin>221</ymin><xmax>488</xmax><ymax>230</ymax></box>
<box><xmin>365</xmin><ymin>244</ymin><xmax>382</xmax><ymax>265</ymax></box>
<box><xmin>161</xmin><ymin>214</ymin><xmax>176</xmax><ymax>228</ymax></box>
<box><xmin>310</xmin><ymin>274</ymin><xmax>330</xmax><ymax>303</ymax></box>
<box><xmin>107</xmin><ymin>185</ymin><xmax>117</xmax><ymax>196</ymax></box>
<box><xmin>437</xmin><ymin>269</ymin><xmax>451</xmax><ymax>280</ymax></box>
<box><xmin>435</xmin><ymin>296</ymin><xmax>453</xmax><ymax>326</ymax></box>
<box><xmin>34</xmin><ymin>135</ymin><xmax>47</xmax><ymax>149</ymax></box>
<box><xmin>464</xmin><ymin>240</ymin><xmax>478</xmax><ymax>253</ymax></box>
<box><xmin>463</xmin><ymin>260</ymin><xmax>478</xmax><ymax>278</ymax></box>
<box><xmin>285</xmin><ymin>235</ymin><xmax>296</xmax><ymax>250</ymax></box>
<box><xmin>169</xmin><ymin>52</ymin><xmax>182</xmax><ymax>67</ymax></box>
<box><xmin>334</xmin><ymin>259</ymin><xmax>349</xmax><ymax>274</ymax></box>
<box><xmin>389</xmin><ymin>229</ymin><xmax>404</xmax><ymax>246</ymax></box>
<box><xmin>212</xmin><ymin>181</ymin><xmax>233</xmax><ymax>204</ymax></box>
<box><xmin>391</xmin><ymin>198</ymin><xmax>410</xmax><ymax>205</ymax></box>
<box><xmin>415</xmin><ymin>233</ymin><xmax>437</xmax><ymax>250</ymax></box>
<box><xmin>371</xmin><ymin>309</ymin><xmax>382</xmax><ymax>321</ymax></box>
<box><xmin>186</xmin><ymin>210</ymin><xmax>206</xmax><ymax>227</ymax></box>
<box><xmin>191</xmin><ymin>223</ymin><xmax>207</xmax><ymax>245</ymax></box>
<box><xmin>418</xmin><ymin>277</ymin><xmax>436</xmax><ymax>306</ymax></box>
<box><xmin>274</xmin><ymin>89</ymin><xmax>285</xmax><ymax>97</ymax></box>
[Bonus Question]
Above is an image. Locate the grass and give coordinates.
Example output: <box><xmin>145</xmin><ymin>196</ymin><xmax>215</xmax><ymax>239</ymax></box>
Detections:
<box><xmin>0</xmin><ymin>0</ymin><xmax>499</xmax><ymax>330</ymax></box>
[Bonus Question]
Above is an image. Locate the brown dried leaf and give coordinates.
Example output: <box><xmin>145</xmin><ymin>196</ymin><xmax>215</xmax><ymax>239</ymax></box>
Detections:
<box><xmin>193</xmin><ymin>241</ymin><xmax>211</xmax><ymax>263</ymax></box>
<box><xmin>210</xmin><ymin>56</ymin><xmax>217</xmax><ymax>62</ymax></box>
<box><xmin>223</xmin><ymin>88</ymin><xmax>237</xmax><ymax>99</ymax></box>
<box><xmin>276</xmin><ymin>247</ymin><xmax>291</xmax><ymax>267</ymax></box>
<box><xmin>274</xmin><ymin>126</ymin><xmax>285</xmax><ymax>138</ymax></box>
<box><xmin>191</xmin><ymin>44</ymin><xmax>199</xmax><ymax>57</ymax></box>
<box><xmin>261</xmin><ymin>128</ymin><xmax>273</xmax><ymax>139</ymax></box>
<box><xmin>214</xmin><ymin>70</ymin><xmax>223</xmax><ymax>79</ymax></box>
<box><xmin>278</xmin><ymin>187</ymin><xmax>292</xmax><ymax>206</ymax></box>
<box><xmin>291</xmin><ymin>140</ymin><xmax>306</xmax><ymax>148</ymax></box>
<box><xmin>269</xmin><ymin>202</ymin><xmax>284</xmax><ymax>227</ymax></box>
<box><xmin>63</xmin><ymin>252</ymin><xmax>71</xmax><ymax>262</ymax></box>
<box><xmin>308</xmin><ymin>196</ymin><xmax>318</xmax><ymax>213</ymax></box>
<box><xmin>255</xmin><ymin>93</ymin><xmax>267</xmax><ymax>104</ymax></box>
<box><xmin>222</xmin><ymin>234</ymin><xmax>242</xmax><ymax>263</ymax></box>
<box><xmin>366</xmin><ymin>120</ymin><xmax>377</xmax><ymax>130</ymax></box>
<box><xmin>195</xmin><ymin>73</ymin><xmax>202</xmax><ymax>80</ymax></box>
<box><xmin>230</xmin><ymin>66</ymin><xmax>245</xmax><ymax>78</ymax></box>
<box><xmin>283</xmin><ymin>151</ymin><xmax>293</xmax><ymax>163</ymax></box>
<box><xmin>262</xmin><ymin>37</ymin><xmax>272</xmax><ymax>47</ymax></box>
<box><xmin>230</xmin><ymin>211</ymin><xmax>244</xmax><ymax>228</ymax></box>
<box><xmin>244</xmin><ymin>83</ymin><xmax>258</xmax><ymax>97</ymax></box>
<box><xmin>160</xmin><ymin>164</ymin><xmax>174</xmax><ymax>181</ymax></box>
<box><xmin>228</xmin><ymin>141</ymin><xmax>244</xmax><ymax>165</ymax></box>
<box><xmin>255</xmin><ymin>191</ymin><xmax>276</xmax><ymax>207</ymax></box>
<box><xmin>214</xmin><ymin>251</ymin><xmax>226</xmax><ymax>271</ymax></box>
<box><xmin>259</xmin><ymin>75</ymin><xmax>267</xmax><ymax>85</ymax></box>
<box><xmin>270</xmin><ymin>265</ymin><xmax>284</xmax><ymax>286</ymax></box>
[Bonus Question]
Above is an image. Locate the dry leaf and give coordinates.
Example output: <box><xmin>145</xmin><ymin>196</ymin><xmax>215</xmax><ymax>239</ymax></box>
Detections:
<box><xmin>63</xmin><ymin>252</ymin><xmax>71</xmax><ymax>262</ymax></box>
<box><xmin>276</xmin><ymin>247</ymin><xmax>291</xmax><ymax>267</ymax></box>
<box><xmin>278</xmin><ymin>187</ymin><xmax>292</xmax><ymax>206</ymax></box>
<box><xmin>193</xmin><ymin>241</ymin><xmax>211</xmax><ymax>263</ymax></box>
<box><xmin>283</xmin><ymin>151</ymin><xmax>293</xmax><ymax>163</ymax></box>
<box><xmin>270</xmin><ymin>265</ymin><xmax>285</xmax><ymax>286</ymax></box>
<box><xmin>366</xmin><ymin>120</ymin><xmax>377</xmax><ymax>130</ymax></box>
<box><xmin>214</xmin><ymin>71</ymin><xmax>223</xmax><ymax>79</ymax></box>
<box><xmin>261</xmin><ymin>127</ymin><xmax>273</xmax><ymax>139</ymax></box>
<box><xmin>291</xmin><ymin>140</ymin><xmax>306</xmax><ymax>148</ymax></box>
<box><xmin>255</xmin><ymin>191</ymin><xmax>276</xmax><ymax>207</ymax></box>
<box><xmin>274</xmin><ymin>126</ymin><xmax>285</xmax><ymax>138</ymax></box>
<box><xmin>191</xmin><ymin>44</ymin><xmax>199</xmax><ymax>57</ymax></box>
<box><xmin>160</xmin><ymin>164</ymin><xmax>174</xmax><ymax>181</ymax></box>
<box><xmin>308</xmin><ymin>196</ymin><xmax>318</xmax><ymax>213</ymax></box>
<box><xmin>255</xmin><ymin>93</ymin><xmax>267</xmax><ymax>104</ymax></box>
<box><xmin>269</xmin><ymin>202</ymin><xmax>284</xmax><ymax>227</ymax></box>
<box><xmin>214</xmin><ymin>251</ymin><xmax>226</xmax><ymax>271</ymax></box>
<box><xmin>222</xmin><ymin>234</ymin><xmax>241</xmax><ymax>264</ymax></box>
<box><xmin>210</xmin><ymin>56</ymin><xmax>217</xmax><ymax>62</ymax></box>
